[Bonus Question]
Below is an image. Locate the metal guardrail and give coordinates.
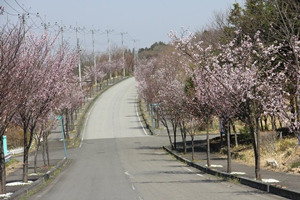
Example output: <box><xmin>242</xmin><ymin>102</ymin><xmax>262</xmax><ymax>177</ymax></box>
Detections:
<box><xmin>5</xmin><ymin>151</ymin><xmax>11</xmax><ymax>163</ymax></box>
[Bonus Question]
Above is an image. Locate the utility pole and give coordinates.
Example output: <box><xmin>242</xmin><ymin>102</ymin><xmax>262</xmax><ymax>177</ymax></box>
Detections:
<box><xmin>106</xmin><ymin>29</ymin><xmax>113</xmax><ymax>80</ymax></box>
<box><xmin>75</xmin><ymin>26</ymin><xmax>82</xmax><ymax>89</ymax></box>
<box><xmin>133</xmin><ymin>39</ymin><xmax>137</xmax><ymax>72</ymax></box>
<box><xmin>91</xmin><ymin>29</ymin><xmax>97</xmax><ymax>86</ymax></box>
<box><xmin>120</xmin><ymin>32</ymin><xmax>127</xmax><ymax>77</ymax></box>
<box><xmin>20</xmin><ymin>13</ymin><xmax>27</xmax><ymax>39</ymax></box>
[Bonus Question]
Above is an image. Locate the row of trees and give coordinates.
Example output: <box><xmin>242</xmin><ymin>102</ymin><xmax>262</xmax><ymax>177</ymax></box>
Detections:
<box><xmin>135</xmin><ymin>0</ymin><xmax>299</xmax><ymax>181</ymax></box>
<box><xmin>0</xmin><ymin>20</ymin><xmax>133</xmax><ymax>194</ymax></box>
<box><xmin>0</xmin><ymin>22</ymin><xmax>83</xmax><ymax>193</ymax></box>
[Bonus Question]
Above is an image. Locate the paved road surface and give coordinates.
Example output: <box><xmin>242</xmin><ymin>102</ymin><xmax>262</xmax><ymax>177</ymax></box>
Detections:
<box><xmin>30</xmin><ymin>78</ymin><xmax>283</xmax><ymax>200</ymax></box>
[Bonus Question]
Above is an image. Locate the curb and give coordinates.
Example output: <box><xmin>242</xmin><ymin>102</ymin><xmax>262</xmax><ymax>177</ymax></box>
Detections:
<box><xmin>8</xmin><ymin>158</ymin><xmax>68</xmax><ymax>200</ymax></box>
<box><xmin>163</xmin><ymin>146</ymin><xmax>300</xmax><ymax>200</ymax></box>
<box><xmin>137</xmin><ymin>98</ymin><xmax>153</xmax><ymax>135</ymax></box>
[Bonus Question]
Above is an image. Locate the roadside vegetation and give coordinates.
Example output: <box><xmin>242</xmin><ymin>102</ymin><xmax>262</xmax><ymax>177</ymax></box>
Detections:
<box><xmin>135</xmin><ymin>0</ymin><xmax>300</xmax><ymax>181</ymax></box>
<box><xmin>0</xmin><ymin>18</ymin><xmax>135</xmax><ymax>194</ymax></box>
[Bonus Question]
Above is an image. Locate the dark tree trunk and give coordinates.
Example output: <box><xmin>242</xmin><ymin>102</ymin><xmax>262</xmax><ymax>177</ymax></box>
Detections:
<box><xmin>248</xmin><ymin>116</ymin><xmax>261</xmax><ymax>181</ymax></box>
<box><xmin>172</xmin><ymin>121</ymin><xmax>177</xmax><ymax>150</ymax></box>
<box><xmin>278</xmin><ymin>118</ymin><xmax>283</xmax><ymax>128</ymax></box>
<box><xmin>23</xmin><ymin>146</ymin><xmax>29</xmax><ymax>183</ymax></box>
<box><xmin>64</xmin><ymin>110</ymin><xmax>69</xmax><ymax>139</ymax></box>
<box><xmin>62</xmin><ymin>115</ymin><xmax>69</xmax><ymax>140</ymax></box>
<box><xmin>42</xmin><ymin>137</ymin><xmax>46</xmax><ymax>166</ymax></box>
<box><xmin>23</xmin><ymin>126</ymin><xmax>35</xmax><ymax>183</ymax></box>
<box><xmin>0</xmin><ymin>136</ymin><xmax>6</xmax><ymax>194</ymax></box>
<box><xmin>227</xmin><ymin>122</ymin><xmax>232</xmax><ymax>173</ymax></box>
<box><xmin>45</xmin><ymin>133</ymin><xmax>50</xmax><ymax>166</ymax></box>
<box><xmin>290</xmin><ymin>95</ymin><xmax>296</xmax><ymax>124</ymax></box>
<box><xmin>260</xmin><ymin>117</ymin><xmax>264</xmax><ymax>131</ymax></box>
<box><xmin>180</xmin><ymin>123</ymin><xmax>187</xmax><ymax>154</ymax></box>
<box><xmin>206</xmin><ymin>122</ymin><xmax>211</xmax><ymax>167</ymax></box>
<box><xmin>161</xmin><ymin>118</ymin><xmax>174</xmax><ymax>150</ymax></box>
<box><xmin>255</xmin><ymin>117</ymin><xmax>261</xmax><ymax>181</ymax></box>
<box><xmin>264</xmin><ymin>116</ymin><xmax>268</xmax><ymax>131</ymax></box>
<box><xmin>271</xmin><ymin>115</ymin><xmax>277</xmax><ymax>130</ymax></box>
<box><xmin>70</xmin><ymin>109</ymin><xmax>74</xmax><ymax>131</ymax></box>
<box><xmin>231</xmin><ymin>121</ymin><xmax>238</xmax><ymax>147</ymax></box>
<box><xmin>33</xmin><ymin>137</ymin><xmax>41</xmax><ymax>173</ymax></box>
<box><xmin>191</xmin><ymin>135</ymin><xmax>195</xmax><ymax>161</ymax></box>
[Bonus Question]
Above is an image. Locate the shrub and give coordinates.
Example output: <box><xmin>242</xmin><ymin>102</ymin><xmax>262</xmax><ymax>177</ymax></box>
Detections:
<box><xmin>291</xmin><ymin>161</ymin><xmax>300</xmax><ymax>168</ymax></box>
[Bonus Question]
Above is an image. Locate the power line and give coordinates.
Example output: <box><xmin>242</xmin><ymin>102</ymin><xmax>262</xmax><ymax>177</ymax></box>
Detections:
<box><xmin>14</xmin><ymin>0</ymin><xmax>29</xmax><ymax>13</ymax></box>
<box><xmin>3</xmin><ymin>0</ymin><xmax>21</xmax><ymax>14</ymax></box>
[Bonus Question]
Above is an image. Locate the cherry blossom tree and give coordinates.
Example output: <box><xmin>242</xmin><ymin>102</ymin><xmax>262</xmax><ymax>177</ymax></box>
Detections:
<box><xmin>171</xmin><ymin>29</ymin><xmax>285</xmax><ymax>180</ymax></box>
<box><xmin>0</xmin><ymin>23</ymin><xmax>25</xmax><ymax>194</ymax></box>
<box><xmin>13</xmin><ymin>32</ymin><xmax>79</xmax><ymax>182</ymax></box>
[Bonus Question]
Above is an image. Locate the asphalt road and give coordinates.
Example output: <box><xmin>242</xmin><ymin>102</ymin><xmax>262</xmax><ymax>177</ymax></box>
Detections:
<box><xmin>30</xmin><ymin>78</ymin><xmax>283</xmax><ymax>200</ymax></box>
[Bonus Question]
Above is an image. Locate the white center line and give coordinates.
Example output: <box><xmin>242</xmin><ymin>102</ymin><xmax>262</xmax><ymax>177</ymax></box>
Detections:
<box><xmin>183</xmin><ymin>167</ymin><xmax>193</xmax><ymax>172</ymax></box>
<box><xmin>131</xmin><ymin>185</ymin><xmax>136</xmax><ymax>190</ymax></box>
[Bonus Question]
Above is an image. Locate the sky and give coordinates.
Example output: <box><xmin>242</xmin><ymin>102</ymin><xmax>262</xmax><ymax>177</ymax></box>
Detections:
<box><xmin>1</xmin><ymin>0</ymin><xmax>245</xmax><ymax>53</ymax></box>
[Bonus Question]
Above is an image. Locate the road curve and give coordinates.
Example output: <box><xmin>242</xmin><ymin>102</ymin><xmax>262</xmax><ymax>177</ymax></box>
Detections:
<box><xmin>30</xmin><ymin>78</ymin><xmax>283</xmax><ymax>200</ymax></box>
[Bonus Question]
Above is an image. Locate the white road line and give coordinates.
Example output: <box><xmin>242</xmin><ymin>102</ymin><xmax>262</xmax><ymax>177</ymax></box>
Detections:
<box><xmin>205</xmin><ymin>164</ymin><xmax>223</xmax><ymax>168</ymax></box>
<box><xmin>183</xmin><ymin>166</ymin><xmax>204</xmax><ymax>178</ymax></box>
<box><xmin>262</xmin><ymin>179</ymin><xmax>280</xmax><ymax>183</ymax></box>
<box><xmin>183</xmin><ymin>167</ymin><xmax>193</xmax><ymax>172</ymax></box>
<box><xmin>230</xmin><ymin>172</ymin><xmax>246</xmax><ymax>175</ymax></box>
<box><xmin>135</xmin><ymin>95</ymin><xmax>148</xmax><ymax>136</ymax></box>
<box><xmin>124</xmin><ymin>171</ymin><xmax>131</xmax><ymax>176</ymax></box>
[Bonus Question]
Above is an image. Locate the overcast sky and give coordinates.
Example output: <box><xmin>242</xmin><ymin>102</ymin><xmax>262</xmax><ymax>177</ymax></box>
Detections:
<box><xmin>1</xmin><ymin>0</ymin><xmax>245</xmax><ymax>53</ymax></box>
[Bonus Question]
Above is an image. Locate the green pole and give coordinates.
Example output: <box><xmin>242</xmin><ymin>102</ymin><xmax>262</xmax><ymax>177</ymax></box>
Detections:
<box><xmin>3</xmin><ymin>136</ymin><xmax>7</xmax><ymax>156</ymax></box>
<box><xmin>58</xmin><ymin>115</ymin><xmax>68</xmax><ymax>158</ymax></box>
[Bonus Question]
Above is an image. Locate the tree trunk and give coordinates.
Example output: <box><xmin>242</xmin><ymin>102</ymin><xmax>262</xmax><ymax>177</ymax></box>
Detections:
<box><xmin>278</xmin><ymin>118</ymin><xmax>283</xmax><ymax>128</ymax></box>
<box><xmin>255</xmin><ymin>117</ymin><xmax>261</xmax><ymax>181</ymax></box>
<box><xmin>70</xmin><ymin>109</ymin><xmax>74</xmax><ymax>131</ymax></box>
<box><xmin>23</xmin><ymin>127</ymin><xmax>35</xmax><ymax>183</ymax></box>
<box><xmin>264</xmin><ymin>116</ymin><xmax>268</xmax><ymax>131</ymax></box>
<box><xmin>227</xmin><ymin>122</ymin><xmax>232</xmax><ymax>173</ymax></box>
<box><xmin>0</xmin><ymin>136</ymin><xmax>6</xmax><ymax>194</ymax></box>
<box><xmin>181</xmin><ymin>123</ymin><xmax>187</xmax><ymax>154</ymax></box>
<box><xmin>271</xmin><ymin>115</ymin><xmax>275</xmax><ymax>131</ymax></box>
<box><xmin>172</xmin><ymin>121</ymin><xmax>177</xmax><ymax>150</ymax></box>
<box><xmin>64</xmin><ymin>110</ymin><xmax>69</xmax><ymax>139</ymax></box>
<box><xmin>33</xmin><ymin>138</ymin><xmax>41</xmax><ymax>173</ymax></box>
<box><xmin>162</xmin><ymin>119</ymin><xmax>174</xmax><ymax>150</ymax></box>
<box><xmin>23</xmin><ymin>146</ymin><xmax>29</xmax><ymax>183</ymax></box>
<box><xmin>206</xmin><ymin>121</ymin><xmax>211</xmax><ymax>167</ymax></box>
<box><xmin>191</xmin><ymin>135</ymin><xmax>195</xmax><ymax>161</ymax></box>
<box><xmin>231</xmin><ymin>121</ymin><xmax>238</xmax><ymax>147</ymax></box>
<box><xmin>260</xmin><ymin>117</ymin><xmax>264</xmax><ymax>131</ymax></box>
<box><xmin>46</xmin><ymin>133</ymin><xmax>50</xmax><ymax>166</ymax></box>
<box><xmin>42</xmin><ymin>137</ymin><xmax>46</xmax><ymax>166</ymax></box>
<box><xmin>249</xmin><ymin>116</ymin><xmax>261</xmax><ymax>181</ymax></box>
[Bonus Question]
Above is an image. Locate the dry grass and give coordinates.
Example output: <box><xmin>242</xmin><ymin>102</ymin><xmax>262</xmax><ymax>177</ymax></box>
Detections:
<box><xmin>6</xmin><ymin>159</ymin><xmax>22</xmax><ymax>176</ymax></box>
<box><xmin>230</xmin><ymin>136</ymin><xmax>299</xmax><ymax>173</ymax></box>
